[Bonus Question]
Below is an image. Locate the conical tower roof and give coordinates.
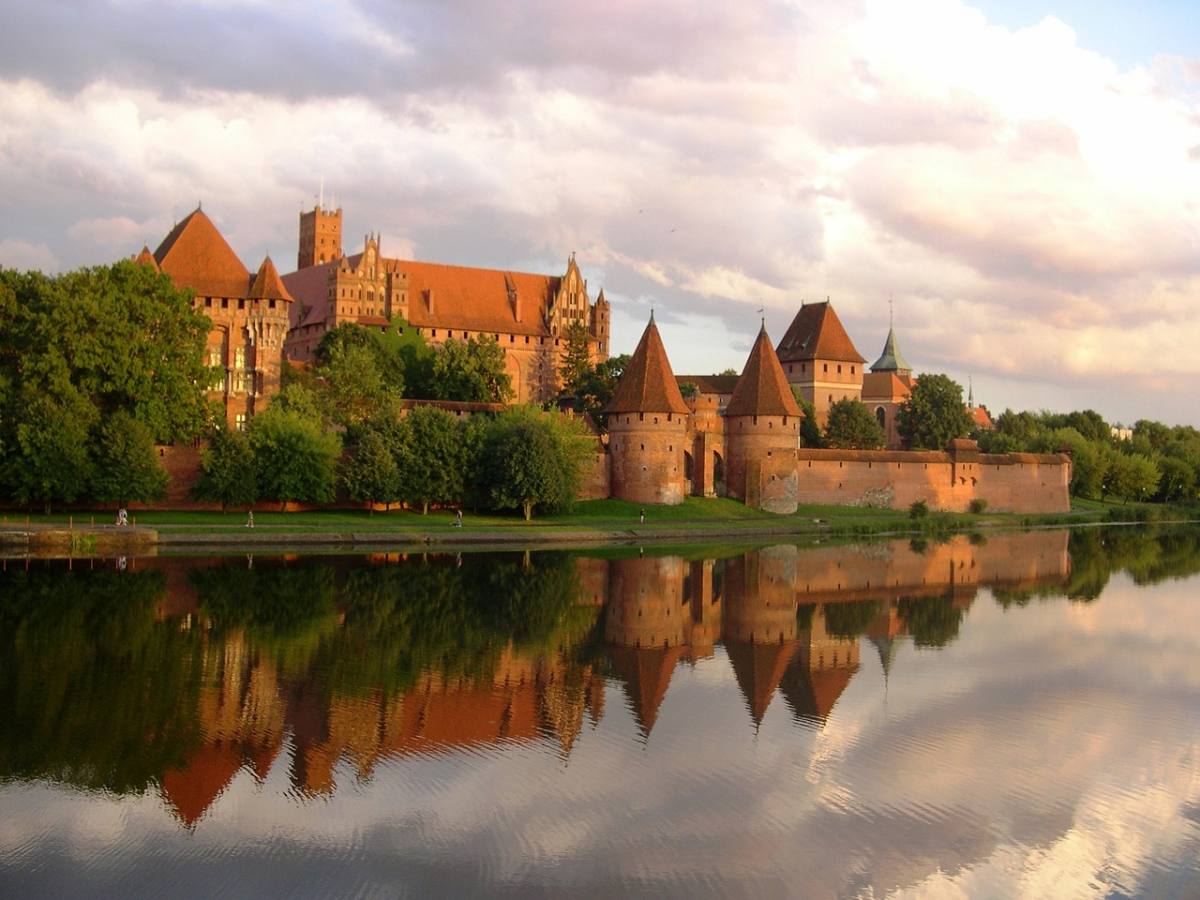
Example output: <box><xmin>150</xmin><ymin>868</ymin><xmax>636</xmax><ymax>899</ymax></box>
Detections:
<box><xmin>726</xmin><ymin>324</ymin><xmax>803</xmax><ymax>418</ymax></box>
<box><xmin>153</xmin><ymin>207</ymin><xmax>250</xmax><ymax>299</ymax></box>
<box><xmin>726</xmin><ymin>640</ymin><xmax>800</xmax><ymax>727</ymax></box>
<box><xmin>870</xmin><ymin>326</ymin><xmax>911</xmax><ymax>374</ymax></box>
<box><xmin>605</xmin><ymin>315</ymin><xmax>690</xmax><ymax>415</ymax></box>
<box><xmin>132</xmin><ymin>245</ymin><xmax>160</xmax><ymax>271</ymax></box>
<box><xmin>248</xmin><ymin>255</ymin><xmax>294</xmax><ymax>302</ymax></box>
<box><xmin>606</xmin><ymin>644</ymin><xmax>686</xmax><ymax>737</ymax></box>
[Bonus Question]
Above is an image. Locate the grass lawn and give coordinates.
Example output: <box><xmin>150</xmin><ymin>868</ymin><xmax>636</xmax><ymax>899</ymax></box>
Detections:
<box><xmin>5</xmin><ymin>495</ymin><xmax>1184</xmax><ymax>540</ymax></box>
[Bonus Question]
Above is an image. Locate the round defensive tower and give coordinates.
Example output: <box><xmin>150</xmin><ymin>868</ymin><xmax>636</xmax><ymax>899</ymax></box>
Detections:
<box><xmin>605</xmin><ymin>314</ymin><xmax>690</xmax><ymax>505</ymax></box>
<box><xmin>724</xmin><ymin>323</ymin><xmax>802</xmax><ymax>514</ymax></box>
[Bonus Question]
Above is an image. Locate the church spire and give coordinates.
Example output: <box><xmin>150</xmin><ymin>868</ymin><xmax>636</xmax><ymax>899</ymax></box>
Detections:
<box><xmin>870</xmin><ymin>320</ymin><xmax>912</xmax><ymax>375</ymax></box>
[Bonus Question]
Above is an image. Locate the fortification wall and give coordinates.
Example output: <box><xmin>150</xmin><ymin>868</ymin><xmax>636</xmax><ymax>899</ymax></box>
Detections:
<box><xmin>792</xmin><ymin>446</ymin><xmax>1070</xmax><ymax>513</ymax></box>
<box><xmin>725</xmin><ymin>415</ymin><xmax>800</xmax><ymax>514</ymax></box>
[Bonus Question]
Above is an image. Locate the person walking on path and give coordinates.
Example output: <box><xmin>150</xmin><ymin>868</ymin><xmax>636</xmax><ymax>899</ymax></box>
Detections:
<box><xmin>639</xmin><ymin>508</ymin><xmax>645</xmax><ymax>524</ymax></box>
<box><xmin>246</xmin><ymin>510</ymin><xmax>255</xmax><ymax>529</ymax></box>
<box><xmin>454</xmin><ymin>509</ymin><xmax>464</xmax><ymax>528</ymax></box>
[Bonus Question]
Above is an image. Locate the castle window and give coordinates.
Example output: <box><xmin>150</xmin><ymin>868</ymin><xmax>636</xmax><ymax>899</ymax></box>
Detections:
<box><xmin>510</xmin><ymin>335</ymin><xmax>515</xmax><ymax>343</ymax></box>
<box><xmin>234</xmin><ymin>348</ymin><xmax>245</xmax><ymax>369</ymax></box>
<box><xmin>269</xmin><ymin>299</ymin><xmax>276</xmax><ymax>309</ymax></box>
<box><xmin>837</xmin><ymin>364</ymin><xmax>842</xmax><ymax>374</ymax></box>
<box><xmin>640</xmin><ymin>444</ymin><xmax>645</xmax><ymax>451</ymax></box>
<box><xmin>205</xmin><ymin>298</ymin><xmax>212</xmax><ymax>308</ymax></box>
<box><xmin>238</xmin><ymin>299</ymin><xmax>245</xmax><ymax>310</ymax></box>
<box><xmin>851</xmin><ymin>365</ymin><xmax>856</xmax><ymax>374</ymax></box>
<box><xmin>432</xmin><ymin>329</ymin><xmax>437</xmax><ymax>337</ymax></box>
<box><xmin>235</xmin><ymin>413</ymin><xmax>247</xmax><ymax>432</ymax></box>
<box><xmin>221</xmin><ymin>298</ymin><xmax>228</xmax><ymax>309</ymax></box>
<box><xmin>639</xmin><ymin>413</ymin><xmax>644</xmax><ymax>422</ymax></box>
<box><xmin>525</xmin><ymin>336</ymin><xmax>530</xmax><ymax>344</ymax></box>
<box><xmin>801</xmin><ymin>363</ymin><xmax>807</xmax><ymax>373</ymax></box>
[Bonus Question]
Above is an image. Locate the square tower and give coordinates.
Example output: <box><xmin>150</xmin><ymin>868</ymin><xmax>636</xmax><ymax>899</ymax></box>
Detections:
<box><xmin>298</xmin><ymin>204</ymin><xmax>343</xmax><ymax>270</ymax></box>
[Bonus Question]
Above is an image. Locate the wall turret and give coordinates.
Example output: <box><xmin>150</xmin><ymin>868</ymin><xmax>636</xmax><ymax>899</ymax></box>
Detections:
<box><xmin>724</xmin><ymin>324</ymin><xmax>802</xmax><ymax>513</ymax></box>
<box><xmin>605</xmin><ymin>314</ymin><xmax>690</xmax><ymax>505</ymax></box>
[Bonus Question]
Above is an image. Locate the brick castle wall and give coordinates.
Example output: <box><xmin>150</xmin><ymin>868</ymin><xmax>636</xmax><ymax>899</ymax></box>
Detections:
<box><xmin>607</xmin><ymin>412</ymin><xmax>688</xmax><ymax>506</ymax></box>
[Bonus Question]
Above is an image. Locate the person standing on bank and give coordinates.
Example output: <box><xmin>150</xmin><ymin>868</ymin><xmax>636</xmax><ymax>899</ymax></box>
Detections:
<box><xmin>639</xmin><ymin>508</ymin><xmax>645</xmax><ymax>524</ymax></box>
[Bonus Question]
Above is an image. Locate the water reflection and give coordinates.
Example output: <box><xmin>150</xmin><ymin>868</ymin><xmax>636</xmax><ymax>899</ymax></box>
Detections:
<box><xmin>1</xmin><ymin>527</ymin><xmax>1198</xmax><ymax>897</ymax></box>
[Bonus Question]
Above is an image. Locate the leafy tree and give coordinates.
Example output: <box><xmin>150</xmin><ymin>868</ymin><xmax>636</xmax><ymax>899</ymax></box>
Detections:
<box><xmin>248</xmin><ymin>405</ymin><xmax>341</xmax><ymax>509</ymax></box>
<box><xmin>1133</xmin><ymin>419</ymin><xmax>1172</xmax><ymax>451</ymax></box>
<box><xmin>897</xmin><ymin>374</ymin><xmax>974</xmax><ymax>450</ymax></box>
<box><xmin>322</xmin><ymin>342</ymin><xmax>399</xmax><ymax>430</ymax></box>
<box><xmin>558</xmin><ymin>321</ymin><xmax>593</xmax><ymax>397</ymax></box>
<box><xmin>1040</xmin><ymin>427</ymin><xmax>1106</xmax><ymax>499</ymax></box>
<box><xmin>192</xmin><ymin>427</ymin><xmax>258</xmax><ymax>511</ymax></box>
<box><xmin>573</xmin><ymin>353</ymin><xmax>631</xmax><ymax>422</ymax></box>
<box><xmin>1064</xmin><ymin>409</ymin><xmax>1110</xmax><ymax>444</ymax></box>
<box><xmin>791</xmin><ymin>388</ymin><xmax>822</xmax><ymax>448</ymax></box>
<box><xmin>3</xmin><ymin>262</ymin><xmax>212</xmax><ymax>443</ymax></box>
<box><xmin>824</xmin><ymin>397</ymin><xmax>886</xmax><ymax>449</ymax></box>
<box><xmin>1154</xmin><ymin>456</ymin><xmax>1196</xmax><ymax>503</ymax></box>
<box><xmin>717</xmin><ymin>367</ymin><xmax>738</xmax><ymax>377</ymax></box>
<box><xmin>3</xmin><ymin>386</ymin><xmax>96</xmax><ymax>512</ymax></box>
<box><xmin>1105</xmin><ymin>452</ymin><xmax>1160</xmax><ymax>504</ymax></box>
<box><xmin>343</xmin><ymin>430</ymin><xmax>402</xmax><ymax>510</ymax></box>
<box><xmin>898</xmin><ymin>594</ymin><xmax>964</xmax><ymax>647</ymax></box>
<box><xmin>429</xmin><ymin>336</ymin><xmax>513</xmax><ymax>404</ymax></box>
<box><xmin>679</xmin><ymin>381</ymin><xmax>699</xmax><ymax>400</ymax></box>
<box><xmin>397</xmin><ymin>406</ymin><xmax>467</xmax><ymax>514</ymax></box>
<box><xmin>272</xmin><ymin>382</ymin><xmax>326</xmax><ymax>424</ymax></box>
<box><xmin>476</xmin><ymin>408</ymin><xmax>595</xmax><ymax>519</ymax></box>
<box><xmin>91</xmin><ymin>411</ymin><xmax>169</xmax><ymax>507</ymax></box>
<box><xmin>823</xmin><ymin>599</ymin><xmax>881</xmax><ymax>639</ymax></box>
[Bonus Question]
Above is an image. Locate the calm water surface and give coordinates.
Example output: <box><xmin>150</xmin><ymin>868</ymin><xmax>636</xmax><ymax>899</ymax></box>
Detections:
<box><xmin>1</xmin><ymin>527</ymin><xmax>1198</xmax><ymax>899</ymax></box>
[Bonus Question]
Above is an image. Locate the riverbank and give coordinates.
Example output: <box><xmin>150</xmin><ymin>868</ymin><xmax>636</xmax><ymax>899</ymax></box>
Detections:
<box><xmin>2</xmin><ymin>497</ymin><xmax>1196</xmax><ymax>556</ymax></box>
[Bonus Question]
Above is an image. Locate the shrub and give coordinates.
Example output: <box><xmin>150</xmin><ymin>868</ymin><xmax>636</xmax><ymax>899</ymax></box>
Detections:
<box><xmin>909</xmin><ymin>500</ymin><xmax>929</xmax><ymax>519</ymax></box>
<box><xmin>968</xmin><ymin>498</ymin><xmax>988</xmax><ymax>514</ymax></box>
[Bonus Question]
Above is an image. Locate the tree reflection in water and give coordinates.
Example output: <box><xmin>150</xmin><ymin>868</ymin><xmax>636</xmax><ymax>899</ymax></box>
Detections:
<box><xmin>0</xmin><ymin>525</ymin><xmax>1198</xmax><ymax>823</ymax></box>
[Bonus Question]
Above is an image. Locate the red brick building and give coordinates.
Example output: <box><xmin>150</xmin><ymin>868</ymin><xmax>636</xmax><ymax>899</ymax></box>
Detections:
<box><xmin>136</xmin><ymin>208</ymin><xmax>292</xmax><ymax>430</ymax></box>
<box><xmin>282</xmin><ymin>205</ymin><xmax>611</xmax><ymax>404</ymax></box>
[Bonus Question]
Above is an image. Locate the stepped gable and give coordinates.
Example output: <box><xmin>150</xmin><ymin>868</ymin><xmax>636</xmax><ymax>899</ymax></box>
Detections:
<box><xmin>605</xmin><ymin>315</ymin><xmax>690</xmax><ymax>415</ymax></box>
<box><xmin>247</xmin><ymin>256</ymin><xmax>294</xmax><ymax>302</ymax></box>
<box><xmin>870</xmin><ymin>325</ymin><xmax>912</xmax><ymax>374</ymax></box>
<box><xmin>726</xmin><ymin>640</ymin><xmax>800</xmax><ymax>726</ymax></box>
<box><xmin>606</xmin><ymin>644</ymin><xmax>686</xmax><ymax>737</ymax></box>
<box><xmin>776</xmin><ymin>301</ymin><xmax>864</xmax><ymax>364</ymax></box>
<box><xmin>132</xmin><ymin>245</ymin><xmax>160</xmax><ymax>271</ymax></box>
<box><xmin>725</xmin><ymin>324</ymin><xmax>803</xmax><ymax>418</ymax></box>
<box><xmin>154</xmin><ymin>208</ymin><xmax>251</xmax><ymax>299</ymax></box>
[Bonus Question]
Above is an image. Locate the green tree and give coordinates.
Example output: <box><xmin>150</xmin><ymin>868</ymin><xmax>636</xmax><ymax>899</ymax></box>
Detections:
<box><xmin>90</xmin><ymin>411</ymin><xmax>169</xmax><ymax>507</ymax></box>
<box><xmin>558</xmin><ymin>321</ymin><xmax>593</xmax><ymax>397</ymax></box>
<box><xmin>897</xmin><ymin>374</ymin><xmax>974</xmax><ymax>450</ymax></box>
<box><xmin>1105</xmin><ymin>452</ymin><xmax>1160</xmax><ymax>504</ymax></box>
<box><xmin>192</xmin><ymin>427</ymin><xmax>258</xmax><ymax>511</ymax></box>
<box><xmin>791</xmin><ymin>388</ymin><xmax>822</xmax><ymax>448</ymax></box>
<box><xmin>322</xmin><ymin>342</ymin><xmax>399</xmax><ymax>430</ymax></box>
<box><xmin>823</xmin><ymin>397</ymin><xmax>886</xmax><ymax>449</ymax></box>
<box><xmin>679</xmin><ymin>381</ymin><xmax>699</xmax><ymax>400</ymax></box>
<box><xmin>1154</xmin><ymin>456</ymin><xmax>1196</xmax><ymax>503</ymax></box>
<box><xmin>397</xmin><ymin>406</ymin><xmax>467</xmax><ymax>514</ymax></box>
<box><xmin>476</xmin><ymin>408</ymin><xmax>594</xmax><ymax>519</ymax></box>
<box><xmin>1042</xmin><ymin>427</ymin><xmax>1106</xmax><ymax>499</ymax></box>
<box><xmin>573</xmin><ymin>353</ymin><xmax>631</xmax><ymax>422</ymax></box>
<box><xmin>430</xmin><ymin>336</ymin><xmax>513</xmax><ymax>404</ymax></box>
<box><xmin>248</xmin><ymin>405</ymin><xmax>342</xmax><ymax>509</ymax></box>
<box><xmin>3</xmin><ymin>386</ymin><xmax>96</xmax><ymax>512</ymax></box>
<box><xmin>343</xmin><ymin>429</ymin><xmax>401</xmax><ymax>510</ymax></box>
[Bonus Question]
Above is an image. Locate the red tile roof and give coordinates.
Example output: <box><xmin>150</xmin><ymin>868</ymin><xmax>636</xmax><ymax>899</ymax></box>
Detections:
<box><xmin>726</xmin><ymin>640</ymin><xmax>800</xmax><ymax>725</ymax></box>
<box><xmin>606</xmin><ymin>316</ymin><xmax>690</xmax><ymax>415</ymax></box>
<box><xmin>132</xmin><ymin>245</ymin><xmax>159</xmax><ymax>271</ymax></box>
<box><xmin>675</xmin><ymin>374</ymin><xmax>739</xmax><ymax>395</ymax></box>
<box><xmin>777</xmin><ymin>301</ymin><xmax>864</xmax><ymax>364</ymax></box>
<box><xmin>969</xmin><ymin>406</ymin><xmax>994</xmax><ymax>430</ymax></box>
<box><xmin>861</xmin><ymin>371</ymin><xmax>913</xmax><ymax>402</ymax></box>
<box><xmin>725</xmin><ymin>326</ymin><xmax>803</xmax><ymax>418</ymax></box>
<box><xmin>154</xmin><ymin>208</ymin><xmax>250</xmax><ymax>299</ymax></box>
<box><xmin>247</xmin><ymin>256</ymin><xmax>294</xmax><ymax>302</ymax></box>
<box><xmin>606</xmin><ymin>644</ymin><xmax>687</xmax><ymax>736</ymax></box>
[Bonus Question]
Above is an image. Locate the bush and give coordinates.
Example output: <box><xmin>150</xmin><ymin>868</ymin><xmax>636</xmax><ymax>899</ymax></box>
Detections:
<box><xmin>968</xmin><ymin>498</ymin><xmax>988</xmax><ymax>514</ymax></box>
<box><xmin>909</xmin><ymin>500</ymin><xmax>929</xmax><ymax>519</ymax></box>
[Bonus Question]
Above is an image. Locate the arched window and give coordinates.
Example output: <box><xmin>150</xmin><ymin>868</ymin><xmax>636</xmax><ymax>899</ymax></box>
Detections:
<box><xmin>876</xmin><ymin>407</ymin><xmax>886</xmax><ymax>429</ymax></box>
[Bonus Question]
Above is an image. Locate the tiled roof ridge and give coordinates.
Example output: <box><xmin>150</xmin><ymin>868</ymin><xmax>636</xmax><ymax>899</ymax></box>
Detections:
<box><xmin>777</xmin><ymin>300</ymin><xmax>865</xmax><ymax>364</ymax></box>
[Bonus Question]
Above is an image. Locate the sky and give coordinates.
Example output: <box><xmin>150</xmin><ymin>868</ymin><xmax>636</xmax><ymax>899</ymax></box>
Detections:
<box><xmin>0</xmin><ymin>0</ymin><xmax>1197</xmax><ymax>427</ymax></box>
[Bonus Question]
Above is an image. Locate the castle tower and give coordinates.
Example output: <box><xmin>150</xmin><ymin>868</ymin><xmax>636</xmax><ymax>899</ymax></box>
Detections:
<box><xmin>605</xmin><ymin>313</ymin><xmax>690</xmax><ymax>505</ymax></box>
<box><xmin>863</xmin><ymin>319</ymin><xmax>915</xmax><ymax>449</ymax></box>
<box><xmin>591</xmin><ymin>288</ymin><xmax>611</xmax><ymax>359</ymax></box>
<box><xmin>776</xmin><ymin>300</ymin><xmax>865</xmax><ymax>427</ymax></box>
<box><xmin>298</xmin><ymin>204</ymin><xmax>343</xmax><ymax>270</ymax></box>
<box><xmin>724</xmin><ymin>323</ymin><xmax>802</xmax><ymax>513</ymax></box>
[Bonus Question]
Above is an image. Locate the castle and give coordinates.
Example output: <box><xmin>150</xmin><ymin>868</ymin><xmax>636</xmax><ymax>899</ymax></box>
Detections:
<box><xmin>603</xmin><ymin>313</ymin><xmax>1070</xmax><ymax>514</ymax></box>
<box><xmin>132</xmin><ymin>204</ymin><xmax>1062</xmax><ymax>516</ymax></box>
<box><xmin>281</xmin><ymin>204</ymin><xmax>611</xmax><ymax>405</ymax></box>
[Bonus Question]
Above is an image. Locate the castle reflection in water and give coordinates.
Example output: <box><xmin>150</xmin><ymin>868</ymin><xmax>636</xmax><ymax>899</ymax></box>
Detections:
<box><xmin>2</xmin><ymin>528</ymin><xmax>1147</xmax><ymax>829</ymax></box>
